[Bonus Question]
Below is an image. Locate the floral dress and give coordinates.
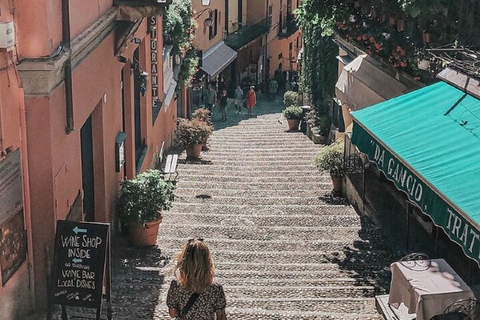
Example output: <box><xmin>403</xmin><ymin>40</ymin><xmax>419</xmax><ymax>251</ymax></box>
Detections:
<box><xmin>166</xmin><ymin>279</ymin><xmax>226</xmax><ymax>320</ymax></box>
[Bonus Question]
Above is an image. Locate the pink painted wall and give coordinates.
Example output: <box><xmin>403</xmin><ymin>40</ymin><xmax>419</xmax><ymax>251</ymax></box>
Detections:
<box><xmin>15</xmin><ymin>0</ymin><xmax>62</xmax><ymax>58</ymax></box>
<box><xmin>15</xmin><ymin>2</ymin><xmax>175</xmax><ymax>310</ymax></box>
<box><xmin>69</xmin><ymin>0</ymin><xmax>113</xmax><ymax>40</ymax></box>
<box><xmin>267</xmin><ymin>32</ymin><xmax>301</xmax><ymax>78</ymax></box>
<box><xmin>246</xmin><ymin>0</ymin><xmax>267</xmax><ymax>25</ymax></box>
<box><xmin>193</xmin><ymin>0</ymin><xmax>225</xmax><ymax>52</ymax></box>
<box><xmin>0</xmin><ymin>2</ymin><xmax>33</xmax><ymax>314</ymax></box>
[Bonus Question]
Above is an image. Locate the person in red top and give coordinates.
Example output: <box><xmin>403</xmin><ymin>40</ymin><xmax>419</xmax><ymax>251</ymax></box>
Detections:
<box><xmin>246</xmin><ymin>86</ymin><xmax>256</xmax><ymax>116</ymax></box>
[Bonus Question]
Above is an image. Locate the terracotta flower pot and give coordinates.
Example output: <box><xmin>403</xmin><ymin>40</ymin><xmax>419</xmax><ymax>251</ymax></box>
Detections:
<box><xmin>388</xmin><ymin>16</ymin><xmax>396</xmax><ymax>26</ymax></box>
<box><xmin>186</xmin><ymin>143</ymin><xmax>203</xmax><ymax>159</ymax></box>
<box><xmin>331</xmin><ymin>175</ymin><xmax>343</xmax><ymax>196</ymax></box>
<box><xmin>287</xmin><ymin>118</ymin><xmax>301</xmax><ymax>131</ymax></box>
<box><xmin>128</xmin><ymin>218</ymin><xmax>162</xmax><ymax>247</ymax></box>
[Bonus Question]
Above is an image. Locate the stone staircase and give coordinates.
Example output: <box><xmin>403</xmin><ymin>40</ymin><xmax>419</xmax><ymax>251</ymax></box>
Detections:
<box><xmin>145</xmin><ymin>100</ymin><xmax>399</xmax><ymax>319</ymax></box>
<box><xmin>37</xmin><ymin>98</ymin><xmax>400</xmax><ymax>320</ymax></box>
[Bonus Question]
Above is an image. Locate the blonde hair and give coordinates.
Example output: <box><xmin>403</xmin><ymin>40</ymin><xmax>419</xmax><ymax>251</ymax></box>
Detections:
<box><xmin>174</xmin><ymin>238</ymin><xmax>215</xmax><ymax>292</ymax></box>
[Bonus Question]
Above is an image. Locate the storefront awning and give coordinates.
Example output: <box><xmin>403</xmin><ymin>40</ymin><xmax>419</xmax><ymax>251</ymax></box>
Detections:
<box><xmin>351</xmin><ymin>81</ymin><xmax>480</xmax><ymax>265</ymax></box>
<box><xmin>200</xmin><ymin>41</ymin><xmax>237</xmax><ymax>77</ymax></box>
<box><xmin>335</xmin><ymin>54</ymin><xmax>406</xmax><ymax>110</ymax></box>
<box><xmin>164</xmin><ymin>79</ymin><xmax>177</xmax><ymax>107</ymax></box>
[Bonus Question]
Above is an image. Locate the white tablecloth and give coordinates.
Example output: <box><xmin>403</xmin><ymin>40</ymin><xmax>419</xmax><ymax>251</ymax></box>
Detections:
<box><xmin>388</xmin><ymin>259</ymin><xmax>474</xmax><ymax>320</ymax></box>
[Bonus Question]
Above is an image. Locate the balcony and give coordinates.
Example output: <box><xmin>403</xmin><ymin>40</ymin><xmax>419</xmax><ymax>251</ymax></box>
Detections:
<box><xmin>278</xmin><ymin>14</ymin><xmax>298</xmax><ymax>39</ymax></box>
<box><xmin>224</xmin><ymin>19</ymin><xmax>269</xmax><ymax>51</ymax></box>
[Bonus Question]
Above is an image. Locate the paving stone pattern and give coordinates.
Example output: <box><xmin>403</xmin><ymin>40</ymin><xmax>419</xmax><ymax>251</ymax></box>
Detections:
<box><xmin>40</xmin><ymin>95</ymin><xmax>403</xmax><ymax>320</ymax></box>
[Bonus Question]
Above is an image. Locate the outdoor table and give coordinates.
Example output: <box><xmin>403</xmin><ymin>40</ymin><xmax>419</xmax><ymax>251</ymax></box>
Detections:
<box><xmin>388</xmin><ymin>258</ymin><xmax>474</xmax><ymax>320</ymax></box>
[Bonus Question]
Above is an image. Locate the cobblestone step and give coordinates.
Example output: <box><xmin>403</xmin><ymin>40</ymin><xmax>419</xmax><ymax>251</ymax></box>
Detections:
<box><xmin>171</xmin><ymin>195</ymin><xmax>330</xmax><ymax>205</ymax></box>
<box><xmin>174</xmin><ymin>181</ymin><xmax>329</xmax><ymax>190</ymax></box>
<box><xmin>158</xmin><ymin>223</ymin><xmax>376</xmax><ymax>241</ymax></box>
<box><xmin>185</xmin><ymin>154</ymin><xmax>322</xmax><ymax>162</ymax></box>
<box><xmin>174</xmin><ymin>186</ymin><xmax>331</xmax><ymax>197</ymax></box>
<box><xmin>200</xmin><ymin>144</ymin><xmax>320</xmax><ymax>151</ymax></box>
<box><xmin>214</xmin><ymin>261</ymin><xmax>392</xmax><ymax>273</ymax></box>
<box><xmin>177</xmin><ymin>164</ymin><xmax>319</xmax><ymax>172</ymax></box>
<box><xmin>157</xmin><ymin>247</ymin><xmax>397</xmax><ymax>266</ymax></box>
<box><xmin>162</xmin><ymin>213</ymin><xmax>362</xmax><ymax>228</ymax></box>
<box><xmin>176</xmin><ymin>174</ymin><xmax>330</xmax><ymax>183</ymax></box>
<box><xmin>168</xmin><ymin>203</ymin><xmax>356</xmax><ymax>216</ymax></box>
<box><xmin>158</xmin><ymin>237</ymin><xmax>390</xmax><ymax>254</ymax></box>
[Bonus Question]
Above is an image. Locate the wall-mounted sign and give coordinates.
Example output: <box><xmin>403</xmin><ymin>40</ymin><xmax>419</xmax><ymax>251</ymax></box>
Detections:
<box><xmin>52</xmin><ymin>220</ymin><xmax>110</xmax><ymax>311</ymax></box>
<box><xmin>0</xmin><ymin>149</ymin><xmax>23</xmax><ymax>226</ymax></box>
<box><xmin>0</xmin><ymin>209</ymin><xmax>26</xmax><ymax>286</ymax></box>
<box><xmin>115</xmin><ymin>132</ymin><xmax>126</xmax><ymax>172</ymax></box>
<box><xmin>149</xmin><ymin>16</ymin><xmax>159</xmax><ymax>108</ymax></box>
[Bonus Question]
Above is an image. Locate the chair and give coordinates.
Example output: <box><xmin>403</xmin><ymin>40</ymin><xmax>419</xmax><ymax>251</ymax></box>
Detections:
<box><xmin>399</xmin><ymin>252</ymin><xmax>431</xmax><ymax>271</ymax></box>
<box><xmin>399</xmin><ymin>252</ymin><xmax>430</xmax><ymax>261</ymax></box>
<box><xmin>430</xmin><ymin>298</ymin><xmax>479</xmax><ymax>320</ymax></box>
<box><xmin>444</xmin><ymin>298</ymin><xmax>479</xmax><ymax>320</ymax></box>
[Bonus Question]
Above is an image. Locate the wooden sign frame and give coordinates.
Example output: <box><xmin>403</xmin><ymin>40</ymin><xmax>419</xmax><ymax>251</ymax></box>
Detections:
<box><xmin>49</xmin><ymin>220</ymin><xmax>112</xmax><ymax>320</ymax></box>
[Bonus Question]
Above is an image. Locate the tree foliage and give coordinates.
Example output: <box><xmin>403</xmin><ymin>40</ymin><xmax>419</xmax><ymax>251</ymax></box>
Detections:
<box><xmin>295</xmin><ymin>0</ymin><xmax>338</xmax><ymax>117</ymax></box>
<box><xmin>163</xmin><ymin>0</ymin><xmax>198</xmax><ymax>86</ymax></box>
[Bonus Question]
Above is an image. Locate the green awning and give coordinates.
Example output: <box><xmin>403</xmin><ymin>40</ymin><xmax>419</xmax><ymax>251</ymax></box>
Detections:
<box><xmin>351</xmin><ymin>81</ymin><xmax>480</xmax><ymax>265</ymax></box>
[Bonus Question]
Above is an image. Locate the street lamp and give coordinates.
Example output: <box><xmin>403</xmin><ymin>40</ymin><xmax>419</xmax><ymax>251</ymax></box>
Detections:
<box><xmin>201</xmin><ymin>0</ymin><xmax>211</xmax><ymax>5</ymax></box>
<box><xmin>194</xmin><ymin>8</ymin><xmax>213</xmax><ymax>27</ymax></box>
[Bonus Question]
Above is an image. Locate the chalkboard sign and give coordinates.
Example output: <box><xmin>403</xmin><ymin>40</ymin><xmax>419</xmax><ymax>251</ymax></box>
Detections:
<box><xmin>52</xmin><ymin>220</ymin><xmax>109</xmax><ymax>309</ymax></box>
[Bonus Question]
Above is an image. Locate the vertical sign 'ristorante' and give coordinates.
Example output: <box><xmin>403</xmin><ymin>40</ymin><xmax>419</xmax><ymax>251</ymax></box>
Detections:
<box><xmin>52</xmin><ymin>220</ymin><xmax>109</xmax><ymax>309</ymax></box>
<box><xmin>149</xmin><ymin>16</ymin><xmax>158</xmax><ymax>107</ymax></box>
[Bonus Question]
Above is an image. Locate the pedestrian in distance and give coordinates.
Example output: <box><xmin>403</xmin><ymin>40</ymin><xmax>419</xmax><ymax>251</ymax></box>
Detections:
<box><xmin>268</xmin><ymin>78</ymin><xmax>278</xmax><ymax>101</ymax></box>
<box><xmin>233</xmin><ymin>85</ymin><xmax>244</xmax><ymax>114</ymax></box>
<box><xmin>203</xmin><ymin>84</ymin><xmax>217</xmax><ymax>112</ymax></box>
<box><xmin>167</xmin><ymin>238</ymin><xmax>227</xmax><ymax>320</ymax></box>
<box><xmin>219</xmin><ymin>89</ymin><xmax>228</xmax><ymax>121</ymax></box>
<box><xmin>246</xmin><ymin>86</ymin><xmax>256</xmax><ymax>116</ymax></box>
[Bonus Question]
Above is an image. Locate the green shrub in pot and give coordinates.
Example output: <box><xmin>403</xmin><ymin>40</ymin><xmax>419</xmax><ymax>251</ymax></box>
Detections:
<box><xmin>282</xmin><ymin>105</ymin><xmax>303</xmax><ymax>119</ymax></box>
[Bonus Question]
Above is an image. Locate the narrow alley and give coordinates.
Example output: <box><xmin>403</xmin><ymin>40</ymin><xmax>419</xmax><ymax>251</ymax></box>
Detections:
<box><xmin>39</xmin><ymin>95</ymin><xmax>401</xmax><ymax>320</ymax></box>
<box><xmin>104</xmin><ymin>94</ymin><xmax>401</xmax><ymax>320</ymax></box>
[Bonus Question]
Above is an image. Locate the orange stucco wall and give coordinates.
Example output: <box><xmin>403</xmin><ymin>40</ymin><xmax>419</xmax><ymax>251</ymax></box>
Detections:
<box><xmin>0</xmin><ymin>1</ymin><xmax>33</xmax><ymax>315</ymax></box>
<box><xmin>70</xmin><ymin>0</ymin><xmax>113</xmax><ymax>40</ymax></box>
<box><xmin>267</xmin><ymin>32</ymin><xmax>301</xmax><ymax>78</ymax></box>
<box><xmin>15</xmin><ymin>0</ymin><xmax>62</xmax><ymax>58</ymax></box>
<box><xmin>193</xmin><ymin>0</ymin><xmax>225</xmax><ymax>52</ymax></box>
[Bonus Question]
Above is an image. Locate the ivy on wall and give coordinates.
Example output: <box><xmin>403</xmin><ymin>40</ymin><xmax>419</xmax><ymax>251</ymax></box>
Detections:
<box><xmin>295</xmin><ymin>0</ymin><xmax>338</xmax><ymax>116</ymax></box>
<box><xmin>163</xmin><ymin>0</ymin><xmax>198</xmax><ymax>86</ymax></box>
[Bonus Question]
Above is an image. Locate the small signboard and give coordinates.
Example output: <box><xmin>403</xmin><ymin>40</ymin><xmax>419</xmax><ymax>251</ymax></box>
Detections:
<box><xmin>52</xmin><ymin>220</ymin><xmax>110</xmax><ymax>313</ymax></box>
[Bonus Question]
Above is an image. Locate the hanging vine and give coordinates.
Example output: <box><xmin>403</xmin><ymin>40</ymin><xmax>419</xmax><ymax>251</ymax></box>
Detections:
<box><xmin>295</xmin><ymin>0</ymin><xmax>339</xmax><ymax>116</ymax></box>
<box><xmin>163</xmin><ymin>0</ymin><xmax>198</xmax><ymax>86</ymax></box>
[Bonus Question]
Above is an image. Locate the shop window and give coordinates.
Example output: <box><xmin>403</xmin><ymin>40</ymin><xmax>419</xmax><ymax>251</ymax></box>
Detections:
<box><xmin>209</xmin><ymin>9</ymin><xmax>218</xmax><ymax>40</ymax></box>
<box><xmin>267</xmin><ymin>5</ymin><xmax>273</xmax><ymax>28</ymax></box>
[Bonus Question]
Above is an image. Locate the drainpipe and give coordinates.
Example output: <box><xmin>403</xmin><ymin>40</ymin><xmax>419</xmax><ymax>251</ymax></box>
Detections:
<box><xmin>225</xmin><ymin>0</ymin><xmax>228</xmax><ymax>36</ymax></box>
<box><xmin>62</xmin><ymin>0</ymin><xmax>74</xmax><ymax>134</ymax></box>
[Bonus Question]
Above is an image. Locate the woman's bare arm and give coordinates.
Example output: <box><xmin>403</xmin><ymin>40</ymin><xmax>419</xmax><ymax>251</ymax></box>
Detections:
<box><xmin>168</xmin><ymin>308</ymin><xmax>178</xmax><ymax>318</ymax></box>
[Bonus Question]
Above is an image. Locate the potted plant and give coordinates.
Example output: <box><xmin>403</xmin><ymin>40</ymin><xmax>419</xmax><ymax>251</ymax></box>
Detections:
<box><xmin>314</xmin><ymin>140</ymin><xmax>345</xmax><ymax>196</ymax></box>
<box><xmin>117</xmin><ymin>169</ymin><xmax>176</xmax><ymax>247</ymax></box>
<box><xmin>191</xmin><ymin>108</ymin><xmax>214</xmax><ymax>150</ymax></box>
<box><xmin>175</xmin><ymin>118</ymin><xmax>213</xmax><ymax>159</ymax></box>
<box><xmin>283</xmin><ymin>90</ymin><xmax>299</xmax><ymax>108</ymax></box>
<box><xmin>283</xmin><ymin>105</ymin><xmax>303</xmax><ymax>131</ymax></box>
<box><xmin>306</xmin><ymin>110</ymin><xmax>330</xmax><ymax>144</ymax></box>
